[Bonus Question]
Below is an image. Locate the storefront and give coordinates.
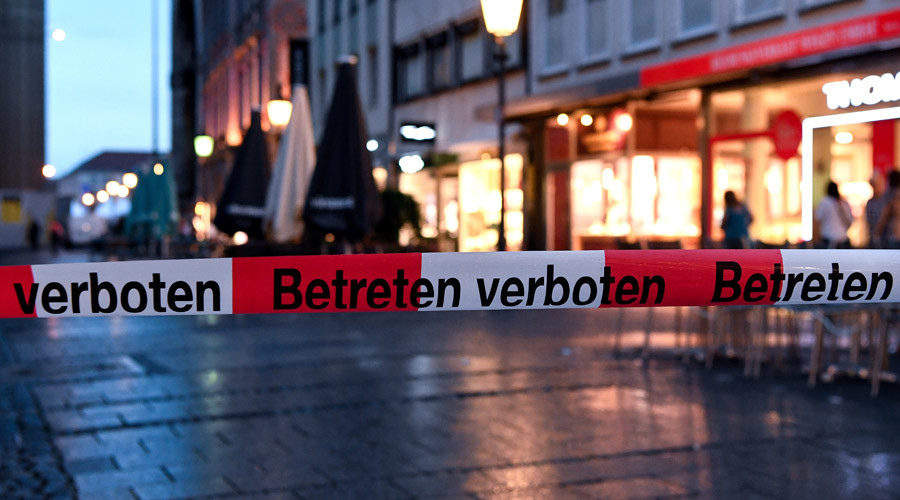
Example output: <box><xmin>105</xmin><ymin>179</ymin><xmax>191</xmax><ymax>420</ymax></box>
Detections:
<box><xmin>527</xmin><ymin>10</ymin><xmax>900</xmax><ymax>251</ymax></box>
<box><xmin>542</xmin><ymin>95</ymin><xmax>703</xmax><ymax>250</ymax></box>
<box><xmin>377</xmin><ymin>154</ymin><xmax>524</xmax><ymax>252</ymax></box>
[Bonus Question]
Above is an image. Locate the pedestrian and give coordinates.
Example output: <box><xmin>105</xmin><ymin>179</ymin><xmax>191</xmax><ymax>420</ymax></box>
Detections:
<box><xmin>814</xmin><ymin>181</ymin><xmax>853</xmax><ymax>249</ymax></box>
<box><xmin>874</xmin><ymin>170</ymin><xmax>900</xmax><ymax>248</ymax></box>
<box><xmin>864</xmin><ymin>172</ymin><xmax>889</xmax><ymax>247</ymax></box>
<box><xmin>50</xmin><ymin>219</ymin><xmax>64</xmax><ymax>255</ymax></box>
<box><xmin>721</xmin><ymin>190</ymin><xmax>752</xmax><ymax>249</ymax></box>
<box><xmin>27</xmin><ymin>218</ymin><xmax>40</xmax><ymax>250</ymax></box>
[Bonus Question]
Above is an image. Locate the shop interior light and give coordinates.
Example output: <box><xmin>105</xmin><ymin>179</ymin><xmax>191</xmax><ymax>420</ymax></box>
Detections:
<box><xmin>834</xmin><ymin>131</ymin><xmax>854</xmax><ymax>144</ymax></box>
<box><xmin>122</xmin><ymin>172</ymin><xmax>138</xmax><ymax>188</ymax></box>
<box><xmin>42</xmin><ymin>164</ymin><xmax>56</xmax><ymax>178</ymax></box>
<box><xmin>580</xmin><ymin>114</ymin><xmax>593</xmax><ymax>127</ymax></box>
<box><xmin>614</xmin><ymin>111</ymin><xmax>634</xmax><ymax>132</ymax></box>
<box><xmin>96</xmin><ymin>190</ymin><xmax>110</xmax><ymax>203</ymax></box>
<box><xmin>556</xmin><ymin>113</ymin><xmax>569</xmax><ymax>126</ymax></box>
<box><xmin>193</xmin><ymin>135</ymin><xmax>214</xmax><ymax>157</ymax></box>
<box><xmin>366</xmin><ymin>139</ymin><xmax>379</xmax><ymax>152</ymax></box>
<box><xmin>233</xmin><ymin>231</ymin><xmax>249</xmax><ymax>245</ymax></box>
<box><xmin>399</xmin><ymin>154</ymin><xmax>425</xmax><ymax>174</ymax></box>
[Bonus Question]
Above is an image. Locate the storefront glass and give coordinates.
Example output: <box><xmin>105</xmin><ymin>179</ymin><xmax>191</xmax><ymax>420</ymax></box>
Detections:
<box><xmin>457</xmin><ymin>154</ymin><xmax>524</xmax><ymax>252</ymax></box>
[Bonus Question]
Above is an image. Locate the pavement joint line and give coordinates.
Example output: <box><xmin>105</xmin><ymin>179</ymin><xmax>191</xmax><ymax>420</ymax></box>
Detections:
<box><xmin>39</xmin><ymin>362</ymin><xmax>617</xmax><ymax>412</ymax></box>
<box><xmin>50</xmin><ymin>380</ymin><xmax>622</xmax><ymax>436</ymax></box>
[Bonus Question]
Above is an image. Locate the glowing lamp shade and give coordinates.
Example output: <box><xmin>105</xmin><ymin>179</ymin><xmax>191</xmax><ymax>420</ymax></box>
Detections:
<box><xmin>193</xmin><ymin>135</ymin><xmax>214</xmax><ymax>157</ymax></box>
<box><xmin>122</xmin><ymin>172</ymin><xmax>138</xmax><ymax>188</ymax></box>
<box><xmin>266</xmin><ymin>99</ymin><xmax>293</xmax><ymax>128</ymax></box>
<box><xmin>480</xmin><ymin>0</ymin><xmax>523</xmax><ymax>37</ymax></box>
<box><xmin>42</xmin><ymin>164</ymin><xmax>56</xmax><ymax>178</ymax></box>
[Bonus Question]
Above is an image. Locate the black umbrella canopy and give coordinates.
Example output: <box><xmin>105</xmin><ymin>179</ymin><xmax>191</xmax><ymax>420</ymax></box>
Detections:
<box><xmin>214</xmin><ymin>110</ymin><xmax>271</xmax><ymax>239</ymax></box>
<box><xmin>303</xmin><ymin>58</ymin><xmax>382</xmax><ymax>242</ymax></box>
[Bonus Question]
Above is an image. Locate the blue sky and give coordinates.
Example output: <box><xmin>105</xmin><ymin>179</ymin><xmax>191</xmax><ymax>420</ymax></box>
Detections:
<box><xmin>46</xmin><ymin>0</ymin><xmax>172</xmax><ymax>176</ymax></box>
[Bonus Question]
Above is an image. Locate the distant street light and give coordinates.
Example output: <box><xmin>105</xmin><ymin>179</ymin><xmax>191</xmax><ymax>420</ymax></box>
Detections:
<box><xmin>106</xmin><ymin>180</ymin><xmax>120</xmax><ymax>193</ymax></box>
<box><xmin>97</xmin><ymin>190</ymin><xmax>110</xmax><ymax>203</ymax></box>
<box><xmin>81</xmin><ymin>193</ymin><xmax>95</xmax><ymax>206</ymax></box>
<box><xmin>42</xmin><ymin>164</ymin><xmax>56</xmax><ymax>178</ymax></box>
<box><xmin>51</xmin><ymin>29</ymin><xmax>66</xmax><ymax>42</ymax></box>
<box><xmin>153</xmin><ymin>162</ymin><xmax>164</xmax><ymax>176</ymax></box>
<box><xmin>266</xmin><ymin>99</ymin><xmax>293</xmax><ymax>128</ymax></box>
<box><xmin>480</xmin><ymin>0</ymin><xmax>523</xmax><ymax>251</ymax></box>
<box><xmin>193</xmin><ymin>135</ymin><xmax>214</xmax><ymax>158</ymax></box>
<box><xmin>123</xmin><ymin>172</ymin><xmax>139</xmax><ymax>188</ymax></box>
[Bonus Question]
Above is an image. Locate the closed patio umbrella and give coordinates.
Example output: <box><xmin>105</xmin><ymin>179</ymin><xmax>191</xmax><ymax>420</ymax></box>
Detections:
<box><xmin>264</xmin><ymin>84</ymin><xmax>316</xmax><ymax>243</ymax></box>
<box><xmin>125</xmin><ymin>159</ymin><xmax>177</xmax><ymax>241</ymax></box>
<box><xmin>213</xmin><ymin>110</ymin><xmax>271</xmax><ymax>239</ymax></box>
<box><xmin>303</xmin><ymin>57</ymin><xmax>382</xmax><ymax>243</ymax></box>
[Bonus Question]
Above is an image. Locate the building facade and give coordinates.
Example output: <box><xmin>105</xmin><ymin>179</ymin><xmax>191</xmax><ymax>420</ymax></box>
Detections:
<box><xmin>0</xmin><ymin>0</ymin><xmax>45</xmax><ymax>191</ymax></box>
<box><xmin>309</xmin><ymin>0</ymin><xmax>530</xmax><ymax>252</ymax></box>
<box><xmin>513</xmin><ymin>0</ymin><xmax>900</xmax><ymax>250</ymax></box>
<box><xmin>174</xmin><ymin>0</ymin><xmax>308</xmax><ymax>218</ymax></box>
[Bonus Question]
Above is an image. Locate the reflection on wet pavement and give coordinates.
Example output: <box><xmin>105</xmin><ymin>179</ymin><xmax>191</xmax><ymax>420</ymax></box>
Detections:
<box><xmin>1</xmin><ymin>308</ymin><xmax>899</xmax><ymax>499</ymax></box>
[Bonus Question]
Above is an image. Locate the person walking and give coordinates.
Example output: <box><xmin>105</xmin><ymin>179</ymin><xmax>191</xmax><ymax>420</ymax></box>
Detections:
<box><xmin>815</xmin><ymin>181</ymin><xmax>853</xmax><ymax>249</ymax></box>
<box><xmin>865</xmin><ymin>172</ymin><xmax>889</xmax><ymax>247</ymax></box>
<box><xmin>874</xmin><ymin>170</ymin><xmax>900</xmax><ymax>248</ymax></box>
<box><xmin>721</xmin><ymin>190</ymin><xmax>753</xmax><ymax>249</ymax></box>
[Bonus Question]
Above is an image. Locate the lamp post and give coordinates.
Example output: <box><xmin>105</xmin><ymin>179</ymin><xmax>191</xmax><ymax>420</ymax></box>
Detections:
<box><xmin>480</xmin><ymin>0</ymin><xmax>523</xmax><ymax>251</ymax></box>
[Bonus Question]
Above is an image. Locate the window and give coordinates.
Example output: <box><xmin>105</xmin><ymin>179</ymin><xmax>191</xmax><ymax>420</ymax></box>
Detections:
<box><xmin>680</xmin><ymin>0</ymin><xmax>713</xmax><ymax>35</ymax></box>
<box><xmin>315</xmin><ymin>33</ymin><xmax>326</xmax><ymax>69</ymax></box>
<box><xmin>367</xmin><ymin>46</ymin><xmax>378</xmax><ymax>108</ymax></box>
<box><xmin>585</xmin><ymin>0</ymin><xmax>608</xmax><ymax>57</ymax></box>
<box><xmin>398</xmin><ymin>44</ymin><xmax>425</xmax><ymax>100</ymax></box>
<box><xmin>505</xmin><ymin>30</ymin><xmax>523</xmax><ymax>68</ymax></box>
<box><xmin>546</xmin><ymin>0</ymin><xmax>565</xmax><ymax>68</ymax></box>
<box><xmin>427</xmin><ymin>33</ymin><xmax>452</xmax><ymax>91</ymax></box>
<box><xmin>457</xmin><ymin>22</ymin><xmax>485</xmax><ymax>82</ymax></box>
<box><xmin>333</xmin><ymin>0</ymin><xmax>342</xmax><ymax>24</ymax></box>
<box><xmin>366</xmin><ymin>0</ymin><xmax>378</xmax><ymax>46</ymax></box>
<box><xmin>348</xmin><ymin>1</ymin><xmax>359</xmax><ymax>55</ymax></box>
<box><xmin>628</xmin><ymin>0</ymin><xmax>658</xmax><ymax>50</ymax></box>
<box><xmin>733</xmin><ymin>0</ymin><xmax>781</xmax><ymax>24</ymax></box>
<box><xmin>317</xmin><ymin>0</ymin><xmax>326</xmax><ymax>33</ymax></box>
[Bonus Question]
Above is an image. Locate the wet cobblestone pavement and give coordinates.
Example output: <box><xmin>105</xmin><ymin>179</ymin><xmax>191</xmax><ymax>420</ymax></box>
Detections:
<box><xmin>1</xmin><ymin>304</ymin><xmax>899</xmax><ymax>499</ymax></box>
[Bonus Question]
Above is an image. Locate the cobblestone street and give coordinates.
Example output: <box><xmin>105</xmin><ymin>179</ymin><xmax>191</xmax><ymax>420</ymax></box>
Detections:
<box><xmin>2</xmin><ymin>299</ymin><xmax>899</xmax><ymax>499</ymax></box>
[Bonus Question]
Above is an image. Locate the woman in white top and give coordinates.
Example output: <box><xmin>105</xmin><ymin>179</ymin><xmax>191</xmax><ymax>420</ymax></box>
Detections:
<box><xmin>814</xmin><ymin>181</ymin><xmax>853</xmax><ymax>248</ymax></box>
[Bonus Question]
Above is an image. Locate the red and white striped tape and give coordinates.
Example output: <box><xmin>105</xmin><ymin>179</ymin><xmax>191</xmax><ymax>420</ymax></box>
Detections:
<box><xmin>2</xmin><ymin>250</ymin><xmax>898</xmax><ymax>318</ymax></box>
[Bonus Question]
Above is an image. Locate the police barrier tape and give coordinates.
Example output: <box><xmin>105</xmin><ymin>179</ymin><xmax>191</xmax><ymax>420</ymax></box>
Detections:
<box><xmin>2</xmin><ymin>250</ymin><xmax>900</xmax><ymax>318</ymax></box>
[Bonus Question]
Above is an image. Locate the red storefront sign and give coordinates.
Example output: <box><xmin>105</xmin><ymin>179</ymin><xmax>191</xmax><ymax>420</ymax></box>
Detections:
<box><xmin>641</xmin><ymin>8</ymin><xmax>900</xmax><ymax>88</ymax></box>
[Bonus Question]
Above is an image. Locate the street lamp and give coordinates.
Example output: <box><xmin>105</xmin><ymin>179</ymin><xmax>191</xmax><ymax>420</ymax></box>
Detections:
<box><xmin>193</xmin><ymin>135</ymin><xmax>214</xmax><ymax>158</ymax></box>
<box><xmin>266</xmin><ymin>99</ymin><xmax>293</xmax><ymax>129</ymax></box>
<box><xmin>480</xmin><ymin>0</ymin><xmax>523</xmax><ymax>251</ymax></box>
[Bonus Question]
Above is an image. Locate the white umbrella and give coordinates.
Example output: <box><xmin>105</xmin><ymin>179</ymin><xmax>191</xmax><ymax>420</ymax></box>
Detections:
<box><xmin>264</xmin><ymin>84</ymin><xmax>316</xmax><ymax>243</ymax></box>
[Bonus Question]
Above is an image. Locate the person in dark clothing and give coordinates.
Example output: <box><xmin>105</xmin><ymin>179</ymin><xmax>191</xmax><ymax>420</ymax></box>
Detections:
<box><xmin>721</xmin><ymin>190</ymin><xmax>753</xmax><ymax>249</ymax></box>
<box><xmin>28</xmin><ymin>218</ymin><xmax>40</xmax><ymax>250</ymax></box>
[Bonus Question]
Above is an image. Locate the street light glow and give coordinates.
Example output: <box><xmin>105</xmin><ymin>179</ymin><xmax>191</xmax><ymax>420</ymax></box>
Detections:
<box><xmin>556</xmin><ymin>113</ymin><xmax>569</xmax><ymax>126</ymax></box>
<box><xmin>366</xmin><ymin>139</ymin><xmax>379</xmax><ymax>152</ymax></box>
<box><xmin>123</xmin><ymin>172</ymin><xmax>138</xmax><ymax>188</ymax></box>
<box><xmin>82</xmin><ymin>193</ymin><xmax>95</xmax><ymax>206</ymax></box>
<box><xmin>106</xmin><ymin>180</ymin><xmax>120</xmax><ymax>193</ymax></box>
<box><xmin>233</xmin><ymin>231</ymin><xmax>249</xmax><ymax>245</ymax></box>
<box><xmin>117</xmin><ymin>185</ymin><xmax>130</xmax><ymax>198</ymax></box>
<box><xmin>480</xmin><ymin>0</ymin><xmax>524</xmax><ymax>37</ymax></box>
<box><xmin>193</xmin><ymin>135</ymin><xmax>214</xmax><ymax>158</ymax></box>
<box><xmin>153</xmin><ymin>162</ymin><xmax>164</xmax><ymax>175</ymax></box>
<box><xmin>266</xmin><ymin>99</ymin><xmax>292</xmax><ymax>128</ymax></box>
<box><xmin>51</xmin><ymin>29</ymin><xmax>66</xmax><ymax>42</ymax></box>
<box><xmin>42</xmin><ymin>164</ymin><xmax>56</xmax><ymax>178</ymax></box>
<box><xmin>97</xmin><ymin>190</ymin><xmax>110</xmax><ymax>203</ymax></box>
<box><xmin>580</xmin><ymin>114</ymin><xmax>593</xmax><ymax>127</ymax></box>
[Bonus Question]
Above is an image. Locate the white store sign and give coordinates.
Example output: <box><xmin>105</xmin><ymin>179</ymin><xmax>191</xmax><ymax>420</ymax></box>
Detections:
<box><xmin>821</xmin><ymin>72</ymin><xmax>900</xmax><ymax>110</ymax></box>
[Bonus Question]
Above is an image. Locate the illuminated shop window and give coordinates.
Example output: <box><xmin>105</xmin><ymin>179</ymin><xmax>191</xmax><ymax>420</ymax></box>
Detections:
<box><xmin>458</xmin><ymin>155</ymin><xmax>523</xmax><ymax>252</ymax></box>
